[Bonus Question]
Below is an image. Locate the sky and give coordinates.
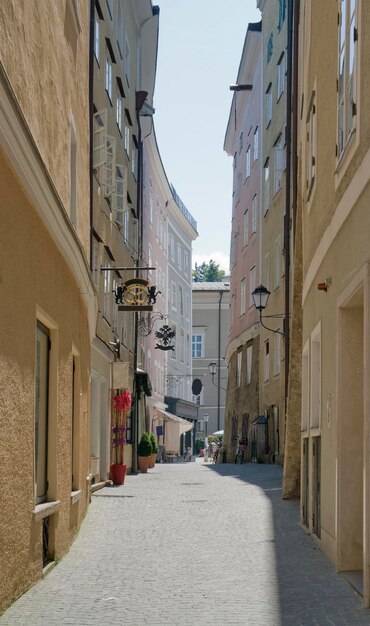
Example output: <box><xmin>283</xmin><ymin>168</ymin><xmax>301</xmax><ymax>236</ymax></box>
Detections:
<box><xmin>153</xmin><ymin>1</ymin><xmax>261</xmax><ymax>273</ymax></box>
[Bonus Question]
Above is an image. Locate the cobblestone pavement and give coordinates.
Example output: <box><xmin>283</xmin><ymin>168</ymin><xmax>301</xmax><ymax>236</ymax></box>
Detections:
<box><xmin>2</xmin><ymin>461</ymin><xmax>370</xmax><ymax>626</ymax></box>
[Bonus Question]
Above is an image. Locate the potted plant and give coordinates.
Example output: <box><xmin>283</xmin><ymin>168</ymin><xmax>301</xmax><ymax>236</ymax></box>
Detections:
<box><xmin>110</xmin><ymin>389</ymin><xmax>131</xmax><ymax>485</ymax></box>
<box><xmin>149</xmin><ymin>433</ymin><xmax>158</xmax><ymax>468</ymax></box>
<box><xmin>137</xmin><ymin>432</ymin><xmax>152</xmax><ymax>473</ymax></box>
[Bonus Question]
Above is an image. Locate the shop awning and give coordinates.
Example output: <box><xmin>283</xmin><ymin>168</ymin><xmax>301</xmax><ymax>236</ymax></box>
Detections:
<box><xmin>155</xmin><ymin>409</ymin><xmax>192</xmax><ymax>454</ymax></box>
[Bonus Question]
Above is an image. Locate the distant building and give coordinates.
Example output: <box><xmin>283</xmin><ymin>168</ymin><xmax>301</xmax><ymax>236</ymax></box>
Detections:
<box><xmin>223</xmin><ymin>21</ymin><xmax>262</xmax><ymax>462</ymax></box>
<box><xmin>192</xmin><ymin>282</ymin><xmax>230</xmax><ymax>438</ymax></box>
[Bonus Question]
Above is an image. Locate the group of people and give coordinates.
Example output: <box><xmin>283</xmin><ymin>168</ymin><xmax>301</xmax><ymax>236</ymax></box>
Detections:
<box><xmin>234</xmin><ymin>437</ymin><xmax>248</xmax><ymax>464</ymax></box>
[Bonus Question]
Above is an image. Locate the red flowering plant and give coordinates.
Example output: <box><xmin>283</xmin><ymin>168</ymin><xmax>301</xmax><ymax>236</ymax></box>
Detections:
<box><xmin>111</xmin><ymin>389</ymin><xmax>131</xmax><ymax>465</ymax></box>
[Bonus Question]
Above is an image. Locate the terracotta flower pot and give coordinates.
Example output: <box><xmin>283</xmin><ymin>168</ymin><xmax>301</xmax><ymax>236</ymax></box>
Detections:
<box><xmin>150</xmin><ymin>452</ymin><xmax>157</xmax><ymax>468</ymax></box>
<box><xmin>110</xmin><ymin>463</ymin><xmax>127</xmax><ymax>485</ymax></box>
<box><xmin>138</xmin><ymin>455</ymin><xmax>150</xmax><ymax>473</ymax></box>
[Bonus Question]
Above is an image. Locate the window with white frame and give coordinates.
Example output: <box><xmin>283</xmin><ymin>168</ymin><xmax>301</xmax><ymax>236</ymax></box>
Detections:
<box><xmin>178</xmin><ymin>284</ymin><xmax>184</xmax><ymax>315</ymax></box>
<box><xmin>112</xmin><ymin>276</ymin><xmax>118</xmax><ymax>334</ymax></box>
<box><xmin>105</xmin><ymin>48</ymin><xmax>112</xmax><ymax>101</ymax></box>
<box><xmin>246</xmin><ymin>145</ymin><xmax>251</xmax><ymax>178</ymax></box>
<box><xmin>192</xmin><ymin>332</ymin><xmax>204</xmax><ymax>358</ymax></box>
<box><xmin>171</xmin><ymin>281</ymin><xmax>177</xmax><ymax>309</ymax></box>
<box><xmin>337</xmin><ymin>0</ymin><xmax>357</xmax><ymax>158</ymax></box>
<box><xmin>310</xmin><ymin>323</ymin><xmax>321</xmax><ymax>429</ymax></box>
<box><xmin>185</xmin><ymin>293</ymin><xmax>190</xmax><ymax>319</ymax></box>
<box><xmin>246</xmin><ymin>345</ymin><xmax>253</xmax><ymax>384</ymax></box>
<box><xmin>274</xmin><ymin>235</ymin><xmax>281</xmax><ymax>289</ymax></box>
<box><xmin>131</xmin><ymin>147</ymin><xmax>137</xmax><ymax>178</ymax></box>
<box><xmin>243</xmin><ymin>209</ymin><xmax>249</xmax><ymax>246</ymax></box>
<box><xmin>252</xmin><ymin>194</ymin><xmax>257</xmax><ymax>233</ymax></box>
<box><xmin>116</xmin><ymin>0</ymin><xmax>124</xmax><ymax>58</ymax></box>
<box><xmin>274</xmin><ymin>134</ymin><xmax>285</xmax><ymax>194</ymax></box>
<box><xmin>240</xmin><ymin>277</ymin><xmax>246</xmax><ymax>315</ymax></box>
<box><xmin>180</xmin><ymin>328</ymin><xmax>185</xmax><ymax>362</ymax></box>
<box><xmin>177</xmin><ymin>243</ymin><xmax>182</xmax><ymax>268</ymax></box>
<box><xmin>274</xmin><ymin>332</ymin><xmax>281</xmax><ymax>375</ymax></box>
<box><xmin>186</xmin><ymin>332</ymin><xmax>190</xmax><ymax>365</ymax></box>
<box><xmin>254</xmin><ymin>126</ymin><xmax>259</xmax><ymax>160</ymax></box>
<box><xmin>264</xmin><ymin>159</ymin><xmax>270</xmax><ymax>214</ymax></box>
<box><xmin>116</xmin><ymin>94</ymin><xmax>122</xmax><ymax>132</ymax></box>
<box><xmin>124</xmin><ymin>124</ymin><xmax>130</xmax><ymax>156</ymax></box>
<box><xmin>277</xmin><ymin>52</ymin><xmax>286</xmax><ymax>100</ymax></box>
<box><xmin>264</xmin><ymin>340</ymin><xmax>270</xmax><ymax>382</ymax></box>
<box><xmin>93</xmin><ymin>108</ymin><xmax>107</xmax><ymax>169</ymax></box>
<box><xmin>266</xmin><ymin>83</ymin><xmax>272</xmax><ymax>125</ymax></box>
<box><xmin>94</xmin><ymin>17</ymin><xmax>100</xmax><ymax>62</ymax></box>
<box><xmin>249</xmin><ymin>265</ymin><xmax>256</xmax><ymax>307</ymax></box>
<box><xmin>112</xmin><ymin>164</ymin><xmax>127</xmax><ymax>223</ymax></box>
<box><xmin>184</xmin><ymin>250</ymin><xmax>189</xmax><ymax>275</ymax></box>
<box><xmin>306</xmin><ymin>91</ymin><xmax>317</xmax><ymax>198</ymax></box>
<box><xmin>237</xmin><ymin>351</ymin><xmax>242</xmax><ymax>387</ymax></box>
<box><xmin>169</xmin><ymin>234</ymin><xmax>175</xmax><ymax>259</ymax></box>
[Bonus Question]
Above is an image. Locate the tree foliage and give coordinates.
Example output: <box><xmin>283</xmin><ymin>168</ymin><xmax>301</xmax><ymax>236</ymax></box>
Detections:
<box><xmin>192</xmin><ymin>259</ymin><xmax>225</xmax><ymax>282</ymax></box>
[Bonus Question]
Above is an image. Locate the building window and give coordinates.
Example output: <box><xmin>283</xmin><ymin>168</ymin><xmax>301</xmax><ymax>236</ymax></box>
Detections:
<box><xmin>246</xmin><ymin>345</ymin><xmax>253</xmax><ymax>384</ymax></box>
<box><xmin>178</xmin><ymin>284</ymin><xmax>184</xmax><ymax>315</ymax></box>
<box><xmin>243</xmin><ymin>209</ymin><xmax>249</xmax><ymax>246</ymax></box>
<box><xmin>240</xmin><ymin>277</ymin><xmax>246</xmax><ymax>315</ymax></box>
<box><xmin>116</xmin><ymin>0</ymin><xmax>124</xmax><ymax>58</ymax></box>
<box><xmin>249</xmin><ymin>265</ymin><xmax>256</xmax><ymax>307</ymax></box>
<box><xmin>274</xmin><ymin>134</ymin><xmax>285</xmax><ymax>194</ymax></box>
<box><xmin>192</xmin><ymin>333</ymin><xmax>204</xmax><ymax>358</ymax></box>
<box><xmin>180</xmin><ymin>328</ymin><xmax>185</xmax><ymax>362</ymax></box>
<box><xmin>306</xmin><ymin>92</ymin><xmax>317</xmax><ymax>199</ymax></box>
<box><xmin>245</xmin><ymin>145</ymin><xmax>251</xmax><ymax>178</ymax></box>
<box><xmin>105</xmin><ymin>48</ymin><xmax>112</xmax><ymax>101</ymax></box>
<box><xmin>337</xmin><ymin>0</ymin><xmax>357</xmax><ymax>158</ymax></box>
<box><xmin>237</xmin><ymin>351</ymin><xmax>242</xmax><ymax>387</ymax></box>
<box><xmin>92</xmin><ymin>238</ymin><xmax>99</xmax><ymax>285</ymax></box>
<box><xmin>116</xmin><ymin>95</ymin><xmax>122</xmax><ymax>132</ymax></box>
<box><xmin>278</xmin><ymin>0</ymin><xmax>286</xmax><ymax>31</ymax></box>
<box><xmin>266</xmin><ymin>83</ymin><xmax>272</xmax><ymax>125</ymax></box>
<box><xmin>251</xmin><ymin>194</ymin><xmax>257</xmax><ymax>233</ymax></box>
<box><xmin>169</xmin><ymin>234</ymin><xmax>175</xmax><ymax>259</ymax></box>
<box><xmin>103</xmin><ymin>256</ymin><xmax>111</xmax><ymax>321</ymax></box>
<box><xmin>253</xmin><ymin>126</ymin><xmax>259</xmax><ymax>161</ymax></box>
<box><xmin>94</xmin><ymin>18</ymin><xmax>100</xmax><ymax>62</ymax></box>
<box><xmin>35</xmin><ymin>322</ymin><xmax>50</xmax><ymax>504</ymax></box>
<box><xmin>301</xmin><ymin>341</ymin><xmax>309</xmax><ymax>432</ymax></box>
<box><xmin>239</xmin><ymin>131</ymin><xmax>243</xmax><ymax>153</ymax></box>
<box><xmin>277</xmin><ymin>52</ymin><xmax>286</xmax><ymax>100</ymax></box>
<box><xmin>171</xmin><ymin>281</ymin><xmax>177</xmax><ymax>309</ymax></box>
<box><xmin>264</xmin><ymin>159</ymin><xmax>270</xmax><ymax>215</ymax></box>
<box><xmin>177</xmin><ymin>243</ymin><xmax>182</xmax><ymax>268</ymax></box>
<box><xmin>264</xmin><ymin>340</ymin><xmax>270</xmax><ymax>382</ymax></box>
<box><xmin>184</xmin><ymin>250</ymin><xmax>189</xmax><ymax>275</ymax></box>
<box><xmin>124</xmin><ymin>124</ymin><xmax>130</xmax><ymax>156</ymax></box>
<box><xmin>171</xmin><ymin>323</ymin><xmax>177</xmax><ymax>359</ymax></box>
<box><xmin>267</xmin><ymin>33</ymin><xmax>273</xmax><ymax>63</ymax></box>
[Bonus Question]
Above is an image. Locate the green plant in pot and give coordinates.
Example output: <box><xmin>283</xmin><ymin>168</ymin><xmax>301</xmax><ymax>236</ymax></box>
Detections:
<box><xmin>149</xmin><ymin>433</ymin><xmax>158</xmax><ymax>468</ymax></box>
<box><xmin>137</xmin><ymin>432</ymin><xmax>152</xmax><ymax>473</ymax></box>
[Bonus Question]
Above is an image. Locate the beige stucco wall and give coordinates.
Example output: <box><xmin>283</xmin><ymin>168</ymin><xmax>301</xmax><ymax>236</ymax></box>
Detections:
<box><xmin>0</xmin><ymin>150</ymin><xmax>91</xmax><ymax>612</ymax></box>
<box><xmin>0</xmin><ymin>0</ymin><xmax>90</xmax><ymax>254</ymax></box>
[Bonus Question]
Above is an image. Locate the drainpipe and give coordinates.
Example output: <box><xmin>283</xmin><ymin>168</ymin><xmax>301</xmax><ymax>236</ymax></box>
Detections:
<box><xmin>217</xmin><ymin>290</ymin><xmax>224</xmax><ymax>431</ymax></box>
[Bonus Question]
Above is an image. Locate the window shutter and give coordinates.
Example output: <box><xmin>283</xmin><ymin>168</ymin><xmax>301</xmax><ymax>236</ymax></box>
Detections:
<box><xmin>93</xmin><ymin>109</ymin><xmax>107</xmax><ymax>168</ymax></box>
<box><xmin>112</xmin><ymin>164</ymin><xmax>128</xmax><ymax>224</ymax></box>
<box><xmin>102</xmin><ymin>135</ymin><xmax>116</xmax><ymax>197</ymax></box>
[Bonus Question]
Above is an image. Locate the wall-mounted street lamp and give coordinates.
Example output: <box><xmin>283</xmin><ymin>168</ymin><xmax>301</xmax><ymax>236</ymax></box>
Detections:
<box><xmin>251</xmin><ymin>284</ymin><xmax>285</xmax><ymax>337</ymax></box>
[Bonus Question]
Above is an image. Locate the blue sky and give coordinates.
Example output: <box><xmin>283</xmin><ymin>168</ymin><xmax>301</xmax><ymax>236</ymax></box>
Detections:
<box><xmin>154</xmin><ymin>1</ymin><xmax>261</xmax><ymax>272</ymax></box>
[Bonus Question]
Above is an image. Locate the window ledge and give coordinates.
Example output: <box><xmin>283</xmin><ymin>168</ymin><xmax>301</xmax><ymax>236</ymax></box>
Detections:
<box><xmin>71</xmin><ymin>490</ymin><xmax>82</xmax><ymax>504</ymax></box>
<box><xmin>33</xmin><ymin>500</ymin><xmax>61</xmax><ymax>521</ymax></box>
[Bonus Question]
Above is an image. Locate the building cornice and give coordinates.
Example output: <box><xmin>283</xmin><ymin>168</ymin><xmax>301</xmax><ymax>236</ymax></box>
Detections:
<box><xmin>0</xmin><ymin>63</ymin><xmax>97</xmax><ymax>340</ymax></box>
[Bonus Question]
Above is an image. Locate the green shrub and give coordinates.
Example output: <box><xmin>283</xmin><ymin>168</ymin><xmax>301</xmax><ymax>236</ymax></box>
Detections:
<box><xmin>138</xmin><ymin>432</ymin><xmax>152</xmax><ymax>457</ymax></box>
<box><xmin>150</xmin><ymin>433</ymin><xmax>158</xmax><ymax>454</ymax></box>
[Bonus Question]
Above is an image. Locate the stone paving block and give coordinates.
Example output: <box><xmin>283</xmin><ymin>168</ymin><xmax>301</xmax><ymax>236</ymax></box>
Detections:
<box><xmin>1</xmin><ymin>461</ymin><xmax>370</xmax><ymax>625</ymax></box>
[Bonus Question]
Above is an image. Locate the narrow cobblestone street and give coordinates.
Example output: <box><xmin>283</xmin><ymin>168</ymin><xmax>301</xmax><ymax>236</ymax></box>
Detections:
<box><xmin>2</xmin><ymin>461</ymin><xmax>370</xmax><ymax>626</ymax></box>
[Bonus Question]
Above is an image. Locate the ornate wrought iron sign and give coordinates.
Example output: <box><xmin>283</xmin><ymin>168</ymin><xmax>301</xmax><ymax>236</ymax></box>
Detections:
<box><xmin>155</xmin><ymin>325</ymin><xmax>176</xmax><ymax>351</ymax></box>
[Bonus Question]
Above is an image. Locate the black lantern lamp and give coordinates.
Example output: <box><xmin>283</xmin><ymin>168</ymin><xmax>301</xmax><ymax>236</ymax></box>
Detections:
<box><xmin>208</xmin><ymin>362</ymin><xmax>217</xmax><ymax>382</ymax></box>
<box><xmin>251</xmin><ymin>284</ymin><xmax>285</xmax><ymax>336</ymax></box>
